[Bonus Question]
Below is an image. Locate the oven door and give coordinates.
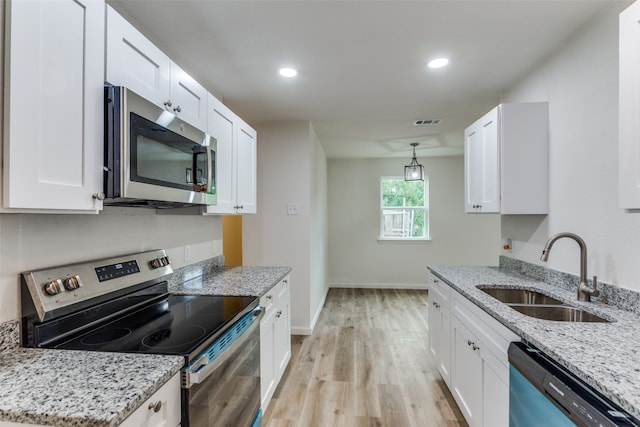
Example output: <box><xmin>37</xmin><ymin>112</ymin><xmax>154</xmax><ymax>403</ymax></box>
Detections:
<box><xmin>182</xmin><ymin>308</ymin><xmax>263</xmax><ymax>427</ymax></box>
<box><xmin>105</xmin><ymin>86</ymin><xmax>217</xmax><ymax>207</ymax></box>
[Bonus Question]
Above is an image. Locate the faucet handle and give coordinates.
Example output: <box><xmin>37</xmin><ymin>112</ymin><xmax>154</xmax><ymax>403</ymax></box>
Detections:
<box><xmin>591</xmin><ymin>275</ymin><xmax>600</xmax><ymax>297</ymax></box>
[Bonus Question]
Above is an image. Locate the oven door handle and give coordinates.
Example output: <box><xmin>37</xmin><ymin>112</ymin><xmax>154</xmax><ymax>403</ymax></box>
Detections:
<box><xmin>184</xmin><ymin>306</ymin><xmax>264</xmax><ymax>388</ymax></box>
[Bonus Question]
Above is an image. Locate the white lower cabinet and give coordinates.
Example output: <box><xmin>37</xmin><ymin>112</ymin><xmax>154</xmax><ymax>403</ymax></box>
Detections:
<box><xmin>428</xmin><ymin>274</ymin><xmax>518</xmax><ymax>427</ymax></box>
<box><xmin>119</xmin><ymin>373</ymin><xmax>181</xmax><ymax>427</ymax></box>
<box><xmin>427</xmin><ymin>273</ymin><xmax>451</xmax><ymax>387</ymax></box>
<box><xmin>260</xmin><ymin>275</ymin><xmax>292</xmax><ymax>411</ymax></box>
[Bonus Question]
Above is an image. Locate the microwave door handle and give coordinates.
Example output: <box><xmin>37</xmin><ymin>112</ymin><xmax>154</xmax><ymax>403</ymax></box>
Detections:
<box><xmin>192</xmin><ymin>147</ymin><xmax>207</xmax><ymax>191</ymax></box>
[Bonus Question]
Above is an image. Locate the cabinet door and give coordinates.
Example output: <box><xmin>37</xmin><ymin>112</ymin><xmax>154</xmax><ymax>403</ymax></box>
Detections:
<box><xmin>206</xmin><ymin>94</ymin><xmax>237</xmax><ymax>214</ymax></box>
<box><xmin>4</xmin><ymin>0</ymin><xmax>104</xmax><ymax>211</ymax></box>
<box><xmin>464</xmin><ymin>108</ymin><xmax>499</xmax><ymax>213</ymax></box>
<box><xmin>236</xmin><ymin>120</ymin><xmax>257</xmax><ymax>214</ymax></box>
<box><xmin>451</xmin><ymin>316</ymin><xmax>482</xmax><ymax>427</ymax></box>
<box><xmin>260</xmin><ymin>308</ymin><xmax>277</xmax><ymax>409</ymax></box>
<box><xmin>274</xmin><ymin>278</ymin><xmax>292</xmax><ymax>378</ymax></box>
<box><xmin>169</xmin><ymin>62</ymin><xmax>208</xmax><ymax>130</ymax></box>
<box><xmin>106</xmin><ymin>5</ymin><xmax>171</xmax><ymax>108</ymax></box>
<box><xmin>482</xmin><ymin>348</ymin><xmax>510</xmax><ymax>427</ymax></box>
<box><xmin>118</xmin><ymin>374</ymin><xmax>181</xmax><ymax>427</ymax></box>
<box><xmin>619</xmin><ymin>1</ymin><xmax>640</xmax><ymax>209</ymax></box>
<box><xmin>428</xmin><ymin>291</ymin><xmax>451</xmax><ymax>386</ymax></box>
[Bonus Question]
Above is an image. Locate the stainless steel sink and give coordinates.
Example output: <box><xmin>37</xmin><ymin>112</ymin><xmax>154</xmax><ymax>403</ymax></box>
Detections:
<box><xmin>476</xmin><ymin>285</ymin><xmax>612</xmax><ymax>323</ymax></box>
<box><xmin>477</xmin><ymin>287</ymin><xmax>564</xmax><ymax>305</ymax></box>
<box><xmin>509</xmin><ymin>305</ymin><xmax>610</xmax><ymax>323</ymax></box>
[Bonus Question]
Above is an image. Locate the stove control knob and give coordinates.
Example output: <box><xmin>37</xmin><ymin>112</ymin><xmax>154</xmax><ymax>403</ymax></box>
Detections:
<box><xmin>150</xmin><ymin>256</ymin><xmax>171</xmax><ymax>269</ymax></box>
<box><xmin>64</xmin><ymin>275</ymin><xmax>82</xmax><ymax>291</ymax></box>
<box><xmin>43</xmin><ymin>279</ymin><xmax>63</xmax><ymax>296</ymax></box>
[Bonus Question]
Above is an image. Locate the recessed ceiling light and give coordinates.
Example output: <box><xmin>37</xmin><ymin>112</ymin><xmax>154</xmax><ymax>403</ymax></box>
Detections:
<box><xmin>279</xmin><ymin>67</ymin><xmax>298</xmax><ymax>78</ymax></box>
<box><xmin>428</xmin><ymin>58</ymin><xmax>449</xmax><ymax>69</ymax></box>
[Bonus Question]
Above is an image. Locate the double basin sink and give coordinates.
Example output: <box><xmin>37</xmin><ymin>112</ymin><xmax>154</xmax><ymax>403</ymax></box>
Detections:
<box><xmin>477</xmin><ymin>286</ymin><xmax>611</xmax><ymax>323</ymax></box>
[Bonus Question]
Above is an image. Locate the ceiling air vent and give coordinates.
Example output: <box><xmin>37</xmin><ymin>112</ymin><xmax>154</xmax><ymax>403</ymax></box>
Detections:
<box><xmin>414</xmin><ymin>119</ymin><xmax>442</xmax><ymax>126</ymax></box>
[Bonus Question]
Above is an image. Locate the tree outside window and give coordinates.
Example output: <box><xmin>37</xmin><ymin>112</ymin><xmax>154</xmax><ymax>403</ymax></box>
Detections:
<box><xmin>380</xmin><ymin>177</ymin><xmax>429</xmax><ymax>240</ymax></box>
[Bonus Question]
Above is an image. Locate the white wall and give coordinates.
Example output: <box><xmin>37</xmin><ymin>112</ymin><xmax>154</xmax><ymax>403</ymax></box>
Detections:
<box><xmin>0</xmin><ymin>209</ymin><xmax>222</xmax><ymax>323</ymax></box>
<box><xmin>243</xmin><ymin>121</ymin><xmax>328</xmax><ymax>335</ymax></box>
<box><xmin>310</xmin><ymin>125</ymin><xmax>329</xmax><ymax>330</ymax></box>
<box><xmin>328</xmin><ymin>156</ymin><xmax>501</xmax><ymax>287</ymax></box>
<box><xmin>500</xmin><ymin>3</ymin><xmax>640</xmax><ymax>291</ymax></box>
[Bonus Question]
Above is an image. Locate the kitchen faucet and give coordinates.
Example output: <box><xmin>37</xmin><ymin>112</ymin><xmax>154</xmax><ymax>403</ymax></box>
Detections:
<box><xmin>540</xmin><ymin>232</ymin><xmax>600</xmax><ymax>302</ymax></box>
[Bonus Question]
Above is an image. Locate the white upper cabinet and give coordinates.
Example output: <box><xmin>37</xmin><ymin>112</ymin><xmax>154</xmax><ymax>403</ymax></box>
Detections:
<box><xmin>3</xmin><ymin>0</ymin><xmax>104</xmax><ymax>211</ymax></box>
<box><xmin>236</xmin><ymin>120</ymin><xmax>258</xmax><ymax>214</ymax></box>
<box><xmin>464</xmin><ymin>102</ymin><xmax>549</xmax><ymax>214</ymax></box>
<box><xmin>106</xmin><ymin>6</ymin><xmax>207</xmax><ymax>130</ymax></box>
<box><xmin>465</xmin><ymin>108</ymin><xmax>500</xmax><ymax>213</ymax></box>
<box><xmin>105</xmin><ymin>6</ymin><xmax>170</xmax><ymax>108</ymax></box>
<box><xmin>207</xmin><ymin>95</ymin><xmax>237</xmax><ymax>213</ymax></box>
<box><xmin>205</xmin><ymin>94</ymin><xmax>257</xmax><ymax>215</ymax></box>
<box><xmin>619</xmin><ymin>1</ymin><xmax>640</xmax><ymax>209</ymax></box>
<box><xmin>168</xmin><ymin>62</ymin><xmax>208</xmax><ymax>131</ymax></box>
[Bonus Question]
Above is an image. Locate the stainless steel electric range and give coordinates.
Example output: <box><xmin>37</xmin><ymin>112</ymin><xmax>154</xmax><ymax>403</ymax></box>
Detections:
<box><xmin>20</xmin><ymin>249</ymin><xmax>263</xmax><ymax>427</ymax></box>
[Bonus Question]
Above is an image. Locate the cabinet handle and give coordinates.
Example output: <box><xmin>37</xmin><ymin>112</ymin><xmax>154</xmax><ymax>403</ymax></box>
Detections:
<box><xmin>148</xmin><ymin>401</ymin><xmax>162</xmax><ymax>413</ymax></box>
<box><xmin>283</xmin><ymin>279</ymin><xmax>288</xmax><ymax>284</ymax></box>
<box><xmin>173</xmin><ymin>106</ymin><xmax>182</xmax><ymax>113</ymax></box>
<box><xmin>467</xmin><ymin>340</ymin><xmax>479</xmax><ymax>351</ymax></box>
<box><xmin>432</xmin><ymin>302</ymin><xmax>440</xmax><ymax>309</ymax></box>
<box><xmin>92</xmin><ymin>192</ymin><xmax>105</xmax><ymax>201</ymax></box>
<box><xmin>164</xmin><ymin>100</ymin><xmax>172</xmax><ymax>108</ymax></box>
<box><xmin>433</xmin><ymin>279</ymin><xmax>439</xmax><ymax>284</ymax></box>
<box><xmin>266</xmin><ymin>294</ymin><xmax>273</xmax><ymax>300</ymax></box>
<box><xmin>276</xmin><ymin>310</ymin><xmax>282</xmax><ymax>318</ymax></box>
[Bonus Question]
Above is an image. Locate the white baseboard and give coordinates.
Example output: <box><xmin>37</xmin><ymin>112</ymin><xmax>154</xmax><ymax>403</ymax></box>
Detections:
<box><xmin>329</xmin><ymin>282</ymin><xmax>428</xmax><ymax>290</ymax></box>
<box><xmin>291</xmin><ymin>326</ymin><xmax>313</xmax><ymax>335</ymax></box>
<box><xmin>291</xmin><ymin>285</ymin><xmax>329</xmax><ymax>336</ymax></box>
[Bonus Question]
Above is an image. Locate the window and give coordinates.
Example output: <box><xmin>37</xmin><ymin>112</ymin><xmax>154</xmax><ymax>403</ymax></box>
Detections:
<box><xmin>380</xmin><ymin>176</ymin><xmax>429</xmax><ymax>240</ymax></box>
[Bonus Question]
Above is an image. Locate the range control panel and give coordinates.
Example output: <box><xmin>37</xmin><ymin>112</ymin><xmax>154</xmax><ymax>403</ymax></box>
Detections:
<box><xmin>22</xmin><ymin>250</ymin><xmax>173</xmax><ymax>322</ymax></box>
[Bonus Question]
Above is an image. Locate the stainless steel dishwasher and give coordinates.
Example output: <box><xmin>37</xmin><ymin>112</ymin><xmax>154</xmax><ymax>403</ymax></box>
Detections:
<box><xmin>508</xmin><ymin>342</ymin><xmax>639</xmax><ymax>427</ymax></box>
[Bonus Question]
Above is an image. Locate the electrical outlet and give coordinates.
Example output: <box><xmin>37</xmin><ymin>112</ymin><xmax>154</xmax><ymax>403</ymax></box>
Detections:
<box><xmin>287</xmin><ymin>203</ymin><xmax>299</xmax><ymax>215</ymax></box>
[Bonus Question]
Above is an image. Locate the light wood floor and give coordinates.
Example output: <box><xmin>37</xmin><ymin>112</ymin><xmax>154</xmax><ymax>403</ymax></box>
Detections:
<box><xmin>263</xmin><ymin>288</ymin><xmax>468</xmax><ymax>427</ymax></box>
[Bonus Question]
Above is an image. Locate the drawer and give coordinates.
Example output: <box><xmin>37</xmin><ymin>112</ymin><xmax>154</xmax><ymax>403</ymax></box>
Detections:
<box><xmin>118</xmin><ymin>373</ymin><xmax>181</xmax><ymax>427</ymax></box>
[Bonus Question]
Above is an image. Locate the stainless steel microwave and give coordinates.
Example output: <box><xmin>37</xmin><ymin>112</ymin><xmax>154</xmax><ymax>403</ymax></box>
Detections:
<box><xmin>104</xmin><ymin>86</ymin><xmax>216</xmax><ymax>208</ymax></box>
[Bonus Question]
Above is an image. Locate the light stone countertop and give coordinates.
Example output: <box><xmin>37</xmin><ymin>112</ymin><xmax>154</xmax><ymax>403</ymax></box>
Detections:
<box><xmin>0</xmin><ymin>346</ymin><xmax>183</xmax><ymax>427</ymax></box>
<box><xmin>169</xmin><ymin>266</ymin><xmax>291</xmax><ymax>297</ymax></box>
<box><xmin>428</xmin><ymin>265</ymin><xmax>640</xmax><ymax>421</ymax></box>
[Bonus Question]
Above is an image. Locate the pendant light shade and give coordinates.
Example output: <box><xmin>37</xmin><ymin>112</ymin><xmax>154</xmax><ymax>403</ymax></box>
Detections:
<box><xmin>404</xmin><ymin>143</ymin><xmax>424</xmax><ymax>181</ymax></box>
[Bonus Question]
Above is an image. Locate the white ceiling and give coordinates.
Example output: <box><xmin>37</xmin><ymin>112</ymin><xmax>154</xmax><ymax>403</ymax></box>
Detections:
<box><xmin>108</xmin><ymin>0</ymin><xmax>630</xmax><ymax>159</ymax></box>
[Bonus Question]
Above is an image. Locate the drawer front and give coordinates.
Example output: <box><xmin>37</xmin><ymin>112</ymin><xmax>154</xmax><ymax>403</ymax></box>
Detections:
<box><xmin>119</xmin><ymin>374</ymin><xmax>181</xmax><ymax>427</ymax></box>
<box><xmin>428</xmin><ymin>272</ymin><xmax>451</xmax><ymax>306</ymax></box>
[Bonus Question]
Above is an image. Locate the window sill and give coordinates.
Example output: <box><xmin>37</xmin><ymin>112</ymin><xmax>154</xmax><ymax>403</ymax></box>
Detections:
<box><xmin>377</xmin><ymin>237</ymin><xmax>432</xmax><ymax>243</ymax></box>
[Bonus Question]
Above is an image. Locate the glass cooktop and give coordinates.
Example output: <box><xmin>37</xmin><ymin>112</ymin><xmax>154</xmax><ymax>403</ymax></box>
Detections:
<box><xmin>50</xmin><ymin>294</ymin><xmax>257</xmax><ymax>357</ymax></box>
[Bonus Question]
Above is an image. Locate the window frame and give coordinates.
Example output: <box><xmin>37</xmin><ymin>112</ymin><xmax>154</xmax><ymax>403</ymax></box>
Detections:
<box><xmin>378</xmin><ymin>175</ymin><xmax>430</xmax><ymax>241</ymax></box>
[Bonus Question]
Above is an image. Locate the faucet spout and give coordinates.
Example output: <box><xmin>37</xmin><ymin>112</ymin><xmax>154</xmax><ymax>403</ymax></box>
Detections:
<box><xmin>540</xmin><ymin>232</ymin><xmax>599</xmax><ymax>302</ymax></box>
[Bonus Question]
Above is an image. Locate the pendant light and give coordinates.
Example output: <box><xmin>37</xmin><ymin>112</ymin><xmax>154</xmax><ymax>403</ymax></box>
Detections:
<box><xmin>404</xmin><ymin>143</ymin><xmax>424</xmax><ymax>181</ymax></box>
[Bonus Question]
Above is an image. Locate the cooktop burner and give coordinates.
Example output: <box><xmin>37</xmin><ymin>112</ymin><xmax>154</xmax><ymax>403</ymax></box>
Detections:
<box><xmin>50</xmin><ymin>294</ymin><xmax>257</xmax><ymax>358</ymax></box>
<box><xmin>142</xmin><ymin>325</ymin><xmax>206</xmax><ymax>349</ymax></box>
<box><xmin>81</xmin><ymin>328</ymin><xmax>133</xmax><ymax>345</ymax></box>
